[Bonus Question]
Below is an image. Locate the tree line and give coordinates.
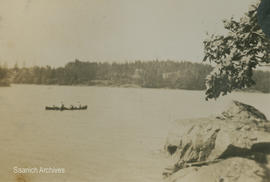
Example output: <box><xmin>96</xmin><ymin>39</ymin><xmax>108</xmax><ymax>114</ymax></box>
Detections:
<box><xmin>0</xmin><ymin>59</ymin><xmax>269</xmax><ymax>93</ymax></box>
<box><xmin>9</xmin><ymin>60</ymin><xmax>212</xmax><ymax>90</ymax></box>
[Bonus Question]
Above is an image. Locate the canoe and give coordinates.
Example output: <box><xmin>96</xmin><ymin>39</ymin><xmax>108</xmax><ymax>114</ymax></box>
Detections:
<box><xmin>45</xmin><ymin>105</ymin><xmax>87</xmax><ymax>111</ymax></box>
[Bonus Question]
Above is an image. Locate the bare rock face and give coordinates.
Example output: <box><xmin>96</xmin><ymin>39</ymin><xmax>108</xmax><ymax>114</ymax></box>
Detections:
<box><xmin>163</xmin><ymin>100</ymin><xmax>270</xmax><ymax>182</ymax></box>
<box><xmin>165</xmin><ymin>157</ymin><xmax>270</xmax><ymax>182</ymax></box>
<box><xmin>221</xmin><ymin>100</ymin><xmax>267</xmax><ymax>124</ymax></box>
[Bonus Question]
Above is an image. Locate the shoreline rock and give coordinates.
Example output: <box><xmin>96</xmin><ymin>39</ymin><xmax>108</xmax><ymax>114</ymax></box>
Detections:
<box><xmin>163</xmin><ymin>100</ymin><xmax>270</xmax><ymax>182</ymax></box>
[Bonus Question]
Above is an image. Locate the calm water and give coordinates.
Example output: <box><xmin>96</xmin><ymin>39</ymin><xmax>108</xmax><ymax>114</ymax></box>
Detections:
<box><xmin>0</xmin><ymin>85</ymin><xmax>269</xmax><ymax>182</ymax></box>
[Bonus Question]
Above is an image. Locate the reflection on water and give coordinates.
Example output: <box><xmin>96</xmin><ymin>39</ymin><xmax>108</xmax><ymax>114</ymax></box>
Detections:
<box><xmin>0</xmin><ymin>85</ymin><xmax>269</xmax><ymax>182</ymax></box>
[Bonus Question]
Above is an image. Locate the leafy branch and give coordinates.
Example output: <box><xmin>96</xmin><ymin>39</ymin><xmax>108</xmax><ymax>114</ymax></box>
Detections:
<box><xmin>203</xmin><ymin>3</ymin><xmax>270</xmax><ymax>100</ymax></box>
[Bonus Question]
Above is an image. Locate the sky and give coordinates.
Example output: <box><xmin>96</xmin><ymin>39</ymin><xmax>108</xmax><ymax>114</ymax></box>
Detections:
<box><xmin>0</xmin><ymin>0</ymin><xmax>258</xmax><ymax>67</ymax></box>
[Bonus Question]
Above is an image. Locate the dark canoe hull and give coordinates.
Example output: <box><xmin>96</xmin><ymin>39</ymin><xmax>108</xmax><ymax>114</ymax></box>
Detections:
<box><xmin>45</xmin><ymin>106</ymin><xmax>87</xmax><ymax>111</ymax></box>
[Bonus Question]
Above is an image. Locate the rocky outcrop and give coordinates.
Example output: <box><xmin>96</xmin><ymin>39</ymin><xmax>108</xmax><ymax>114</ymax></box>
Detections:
<box><xmin>165</xmin><ymin>157</ymin><xmax>270</xmax><ymax>182</ymax></box>
<box><xmin>163</xmin><ymin>100</ymin><xmax>270</xmax><ymax>182</ymax></box>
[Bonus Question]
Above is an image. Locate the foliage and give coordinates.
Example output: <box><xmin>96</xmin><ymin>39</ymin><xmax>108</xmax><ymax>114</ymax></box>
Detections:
<box><xmin>8</xmin><ymin>59</ymin><xmax>270</xmax><ymax>93</ymax></box>
<box><xmin>11</xmin><ymin>60</ymin><xmax>213</xmax><ymax>90</ymax></box>
<box><xmin>203</xmin><ymin>3</ymin><xmax>270</xmax><ymax>100</ymax></box>
<box><xmin>0</xmin><ymin>66</ymin><xmax>10</xmax><ymax>86</ymax></box>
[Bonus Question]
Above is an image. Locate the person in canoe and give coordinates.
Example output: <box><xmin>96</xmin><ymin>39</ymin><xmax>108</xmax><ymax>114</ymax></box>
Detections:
<box><xmin>60</xmin><ymin>102</ymin><xmax>66</xmax><ymax>111</ymax></box>
<box><xmin>77</xmin><ymin>101</ymin><xmax>82</xmax><ymax>109</ymax></box>
<box><xmin>70</xmin><ymin>104</ymin><xmax>74</xmax><ymax>110</ymax></box>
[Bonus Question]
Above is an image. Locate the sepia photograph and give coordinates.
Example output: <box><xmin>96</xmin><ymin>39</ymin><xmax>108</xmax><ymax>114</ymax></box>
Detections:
<box><xmin>0</xmin><ymin>0</ymin><xmax>270</xmax><ymax>181</ymax></box>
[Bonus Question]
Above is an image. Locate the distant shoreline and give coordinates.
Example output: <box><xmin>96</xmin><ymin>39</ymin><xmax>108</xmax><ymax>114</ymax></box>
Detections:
<box><xmin>9</xmin><ymin>83</ymin><xmax>266</xmax><ymax>95</ymax></box>
<box><xmin>7</xmin><ymin>60</ymin><xmax>270</xmax><ymax>94</ymax></box>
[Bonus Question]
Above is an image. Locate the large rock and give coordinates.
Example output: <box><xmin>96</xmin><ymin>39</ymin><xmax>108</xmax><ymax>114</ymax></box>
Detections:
<box><xmin>163</xmin><ymin>100</ymin><xmax>270</xmax><ymax>182</ymax></box>
<box><xmin>165</xmin><ymin>157</ymin><xmax>270</xmax><ymax>182</ymax></box>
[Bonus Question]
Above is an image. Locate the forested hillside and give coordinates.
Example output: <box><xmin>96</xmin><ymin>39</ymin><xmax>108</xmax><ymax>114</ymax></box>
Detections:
<box><xmin>10</xmin><ymin>60</ymin><xmax>212</xmax><ymax>90</ymax></box>
<box><xmin>8</xmin><ymin>59</ymin><xmax>270</xmax><ymax>92</ymax></box>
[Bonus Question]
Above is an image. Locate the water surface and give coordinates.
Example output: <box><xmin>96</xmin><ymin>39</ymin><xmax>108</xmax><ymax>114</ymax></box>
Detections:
<box><xmin>0</xmin><ymin>85</ymin><xmax>269</xmax><ymax>182</ymax></box>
